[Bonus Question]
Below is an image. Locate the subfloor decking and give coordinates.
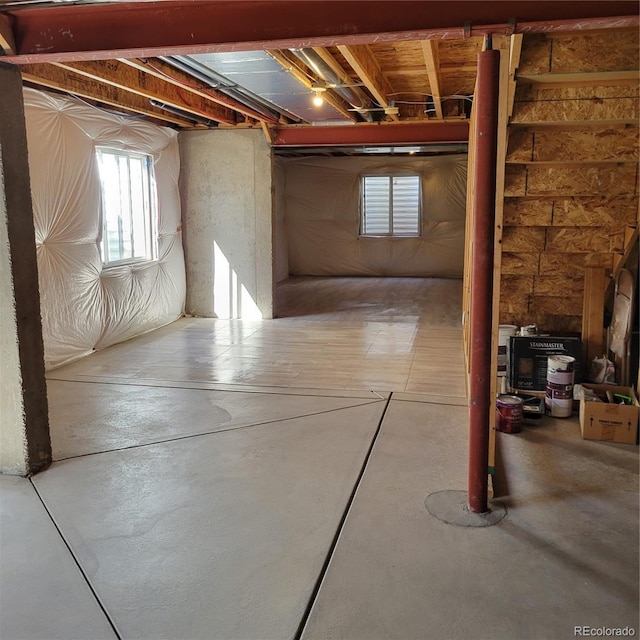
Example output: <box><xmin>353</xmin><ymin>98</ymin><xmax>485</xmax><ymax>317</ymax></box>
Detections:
<box><xmin>1</xmin><ymin>277</ymin><xmax>638</xmax><ymax>640</ymax></box>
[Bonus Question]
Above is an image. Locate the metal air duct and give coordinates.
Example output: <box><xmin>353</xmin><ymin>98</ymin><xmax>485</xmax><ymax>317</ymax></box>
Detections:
<box><xmin>161</xmin><ymin>56</ymin><xmax>301</xmax><ymax>123</ymax></box>
<box><xmin>290</xmin><ymin>48</ymin><xmax>375</xmax><ymax>122</ymax></box>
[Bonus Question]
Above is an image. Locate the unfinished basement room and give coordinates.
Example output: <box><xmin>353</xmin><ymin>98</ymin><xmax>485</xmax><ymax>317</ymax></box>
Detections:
<box><xmin>0</xmin><ymin>2</ymin><xmax>638</xmax><ymax>639</ymax></box>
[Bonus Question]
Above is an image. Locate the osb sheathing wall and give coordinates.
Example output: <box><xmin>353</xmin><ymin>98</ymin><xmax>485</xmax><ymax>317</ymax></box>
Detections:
<box><xmin>499</xmin><ymin>28</ymin><xmax>639</xmax><ymax>334</ymax></box>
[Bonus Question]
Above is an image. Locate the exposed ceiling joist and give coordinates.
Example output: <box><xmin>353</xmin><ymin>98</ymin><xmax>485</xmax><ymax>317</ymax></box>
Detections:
<box><xmin>52</xmin><ymin>60</ymin><xmax>238</xmax><ymax>125</ymax></box>
<box><xmin>120</xmin><ymin>58</ymin><xmax>269</xmax><ymax>124</ymax></box>
<box><xmin>2</xmin><ymin>1</ymin><xmax>637</xmax><ymax>64</ymax></box>
<box><xmin>421</xmin><ymin>41</ymin><xmax>443</xmax><ymax>120</ymax></box>
<box><xmin>272</xmin><ymin>121</ymin><xmax>469</xmax><ymax>147</ymax></box>
<box><xmin>20</xmin><ymin>63</ymin><xmax>196</xmax><ymax>127</ymax></box>
<box><xmin>266</xmin><ymin>49</ymin><xmax>357</xmax><ymax>123</ymax></box>
<box><xmin>337</xmin><ymin>44</ymin><xmax>399</xmax><ymax>121</ymax></box>
<box><xmin>310</xmin><ymin>48</ymin><xmax>355</xmax><ymax>85</ymax></box>
<box><xmin>310</xmin><ymin>46</ymin><xmax>374</xmax><ymax>118</ymax></box>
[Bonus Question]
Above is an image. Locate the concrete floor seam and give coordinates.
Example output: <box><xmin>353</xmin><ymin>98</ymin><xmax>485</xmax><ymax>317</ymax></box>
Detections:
<box><xmin>47</xmin><ymin>375</ymin><xmax>385</xmax><ymax>401</ymax></box>
<box><xmin>52</xmin><ymin>399</ymin><xmax>389</xmax><ymax>463</ymax></box>
<box><xmin>393</xmin><ymin>397</ymin><xmax>466</xmax><ymax>407</ymax></box>
<box><xmin>28</xmin><ymin>478</ymin><xmax>123</xmax><ymax>640</ymax></box>
<box><xmin>294</xmin><ymin>392</ymin><xmax>393</xmax><ymax>640</ymax></box>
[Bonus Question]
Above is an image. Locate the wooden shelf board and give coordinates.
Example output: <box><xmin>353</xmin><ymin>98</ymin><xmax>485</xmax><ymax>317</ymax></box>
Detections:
<box><xmin>517</xmin><ymin>70</ymin><xmax>640</xmax><ymax>88</ymax></box>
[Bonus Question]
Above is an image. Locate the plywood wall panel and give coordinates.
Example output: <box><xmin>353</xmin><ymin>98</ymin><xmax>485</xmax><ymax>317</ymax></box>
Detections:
<box><xmin>531</xmin><ymin>295</ymin><xmax>583</xmax><ymax>316</ymax></box>
<box><xmin>503</xmin><ymin>199</ymin><xmax>553</xmax><ymax>226</ymax></box>
<box><xmin>499</xmin><ymin>29</ymin><xmax>638</xmax><ymax>347</ymax></box>
<box><xmin>526</xmin><ymin>165</ymin><xmax>636</xmax><ymax>197</ymax></box>
<box><xmin>532</xmin><ymin>128</ymin><xmax>639</xmax><ymax>162</ymax></box>
<box><xmin>550</xmin><ymin>30</ymin><xmax>639</xmax><ymax>74</ymax></box>
<box><xmin>504</xmin><ymin>166</ymin><xmax>527</xmax><ymax>196</ymax></box>
<box><xmin>552</xmin><ymin>196</ymin><xmax>639</xmax><ymax>226</ymax></box>
<box><xmin>546</xmin><ymin>228</ymin><xmax>610</xmax><ymax>253</ymax></box>
<box><xmin>502</xmin><ymin>227</ymin><xmax>546</xmax><ymax>252</ymax></box>
<box><xmin>501</xmin><ymin>275</ymin><xmax>534</xmax><ymax>297</ymax></box>
<box><xmin>531</xmin><ymin>313</ymin><xmax>583</xmax><ymax>334</ymax></box>
<box><xmin>501</xmin><ymin>252</ymin><xmax>540</xmax><ymax>275</ymax></box>
<box><xmin>516</xmin><ymin>84</ymin><xmax>639</xmax><ymax>103</ymax></box>
<box><xmin>517</xmin><ymin>35</ymin><xmax>551</xmax><ymax>74</ymax></box>
<box><xmin>539</xmin><ymin>252</ymin><xmax>613</xmax><ymax>276</ymax></box>
<box><xmin>499</xmin><ymin>295</ymin><xmax>530</xmax><ymax>318</ymax></box>
<box><xmin>505</xmin><ymin>129</ymin><xmax>533</xmax><ymax>162</ymax></box>
<box><xmin>533</xmin><ymin>275</ymin><xmax>584</xmax><ymax>296</ymax></box>
<box><xmin>499</xmin><ymin>309</ymin><xmax>582</xmax><ymax>335</ymax></box>
<box><xmin>499</xmin><ymin>311</ymin><xmax>521</xmax><ymax>328</ymax></box>
<box><xmin>512</xmin><ymin>97</ymin><xmax>638</xmax><ymax>124</ymax></box>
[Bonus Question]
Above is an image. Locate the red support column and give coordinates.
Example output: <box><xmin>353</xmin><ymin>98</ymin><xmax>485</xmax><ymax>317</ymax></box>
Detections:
<box><xmin>468</xmin><ymin>47</ymin><xmax>500</xmax><ymax>514</ymax></box>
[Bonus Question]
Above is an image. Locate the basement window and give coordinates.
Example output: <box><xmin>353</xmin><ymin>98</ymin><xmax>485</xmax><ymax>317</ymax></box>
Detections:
<box><xmin>96</xmin><ymin>148</ymin><xmax>157</xmax><ymax>266</ymax></box>
<box><xmin>360</xmin><ymin>175</ymin><xmax>421</xmax><ymax>237</ymax></box>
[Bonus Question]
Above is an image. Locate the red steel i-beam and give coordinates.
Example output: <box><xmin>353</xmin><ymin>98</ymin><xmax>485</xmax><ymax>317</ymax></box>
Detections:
<box><xmin>468</xmin><ymin>47</ymin><xmax>500</xmax><ymax>514</ymax></box>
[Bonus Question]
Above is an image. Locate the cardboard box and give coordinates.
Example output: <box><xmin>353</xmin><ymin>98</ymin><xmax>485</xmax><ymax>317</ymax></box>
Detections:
<box><xmin>579</xmin><ymin>384</ymin><xmax>639</xmax><ymax>444</ymax></box>
<box><xmin>507</xmin><ymin>336</ymin><xmax>583</xmax><ymax>392</ymax></box>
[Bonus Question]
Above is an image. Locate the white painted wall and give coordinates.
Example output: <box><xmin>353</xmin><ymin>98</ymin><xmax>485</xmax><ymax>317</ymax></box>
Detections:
<box><xmin>179</xmin><ymin>129</ymin><xmax>274</xmax><ymax>319</ymax></box>
<box><xmin>0</xmin><ymin>153</ymin><xmax>27</xmax><ymax>474</ymax></box>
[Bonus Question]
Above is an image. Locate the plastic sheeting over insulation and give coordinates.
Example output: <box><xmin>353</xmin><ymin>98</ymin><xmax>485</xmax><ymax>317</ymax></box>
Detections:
<box><xmin>277</xmin><ymin>155</ymin><xmax>467</xmax><ymax>278</ymax></box>
<box><xmin>23</xmin><ymin>89</ymin><xmax>186</xmax><ymax>369</ymax></box>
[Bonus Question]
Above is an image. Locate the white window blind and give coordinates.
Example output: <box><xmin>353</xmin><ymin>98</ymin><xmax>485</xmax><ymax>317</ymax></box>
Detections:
<box><xmin>361</xmin><ymin>175</ymin><xmax>420</xmax><ymax>236</ymax></box>
<box><xmin>96</xmin><ymin>148</ymin><xmax>157</xmax><ymax>266</ymax></box>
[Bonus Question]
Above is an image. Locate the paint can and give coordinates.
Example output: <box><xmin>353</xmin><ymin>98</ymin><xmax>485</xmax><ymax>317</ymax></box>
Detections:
<box><xmin>496</xmin><ymin>394</ymin><xmax>524</xmax><ymax>434</ymax></box>
<box><xmin>544</xmin><ymin>355</ymin><xmax>575</xmax><ymax>418</ymax></box>
<box><xmin>498</xmin><ymin>325</ymin><xmax>518</xmax><ymax>377</ymax></box>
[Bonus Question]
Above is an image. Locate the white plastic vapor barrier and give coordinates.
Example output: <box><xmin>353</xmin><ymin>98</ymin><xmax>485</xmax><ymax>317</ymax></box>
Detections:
<box><xmin>23</xmin><ymin>88</ymin><xmax>186</xmax><ymax>369</ymax></box>
<box><xmin>276</xmin><ymin>155</ymin><xmax>467</xmax><ymax>278</ymax></box>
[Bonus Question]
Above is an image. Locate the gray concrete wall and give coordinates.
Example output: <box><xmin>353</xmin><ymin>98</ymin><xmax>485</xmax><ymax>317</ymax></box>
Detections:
<box><xmin>0</xmin><ymin>64</ymin><xmax>51</xmax><ymax>475</ymax></box>
<box><xmin>0</xmin><ymin>149</ymin><xmax>27</xmax><ymax>474</ymax></box>
<box><xmin>179</xmin><ymin>129</ymin><xmax>274</xmax><ymax>319</ymax></box>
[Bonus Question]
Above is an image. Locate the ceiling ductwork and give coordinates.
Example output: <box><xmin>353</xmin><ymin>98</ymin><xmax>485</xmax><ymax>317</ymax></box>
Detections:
<box><xmin>290</xmin><ymin>48</ymin><xmax>375</xmax><ymax>122</ymax></box>
<box><xmin>161</xmin><ymin>55</ymin><xmax>302</xmax><ymax>124</ymax></box>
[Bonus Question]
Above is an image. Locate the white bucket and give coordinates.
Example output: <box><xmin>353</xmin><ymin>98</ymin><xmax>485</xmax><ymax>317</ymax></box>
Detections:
<box><xmin>498</xmin><ymin>325</ymin><xmax>518</xmax><ymax>376</ymax></box>
<box><xmin>545</xmin><ymin>355</ymin><xmax>575</xmax><ymax>418</ymax></box>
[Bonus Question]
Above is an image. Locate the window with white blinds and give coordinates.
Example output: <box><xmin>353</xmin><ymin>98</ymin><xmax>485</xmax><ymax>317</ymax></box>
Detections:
<box><xmin>96</xmin><ymin>147</ymin><xmax>157</xmax><ymax>267</ymax></box>
<box><xmin>360</xmin><ymin>175</ymin><xmax>421</xmax><ymax>236</ymax></box>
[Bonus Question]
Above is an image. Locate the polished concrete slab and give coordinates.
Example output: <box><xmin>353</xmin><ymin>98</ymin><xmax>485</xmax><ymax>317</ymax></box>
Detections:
<box><xmin>47</xmin><ymin>379</ymin><xmax>384</xmax><ymax>460</ymax></box>
<box><xmin>47</xmin><ymin>278</ymin><xmax>466</xmax><ymax>394</ymax></box>
<box><xmin>4</xmin><ymin>277</ymin><xmax>638</xmax><ymax>640</ymax></box>
<box><xmin>32</xmin><ymin>402</ymin><xmax>385</xmax><ymax>640</ymax></box>
<box><xmin>0</xmin><ymin>476</ymin><xmax>117</xmax><ymax>640</ymax></box>
<box><xmin>301</xmin><ymin>399</ymin><xmax>639</xmax><ymax>640</ymax></box>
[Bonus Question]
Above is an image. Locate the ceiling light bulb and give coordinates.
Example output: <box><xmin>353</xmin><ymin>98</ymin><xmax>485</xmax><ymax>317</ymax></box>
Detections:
<box><xmin>312</xmin><ymin>94</ymin><xmax>324</xmax><ymax>107</ymax></box>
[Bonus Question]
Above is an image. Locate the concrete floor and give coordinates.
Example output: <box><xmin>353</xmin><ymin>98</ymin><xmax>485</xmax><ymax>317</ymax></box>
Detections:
<box><xmin>1</xmin><ymin>277</ymin><xmax>638</xmax><ymax>639</ymax></box>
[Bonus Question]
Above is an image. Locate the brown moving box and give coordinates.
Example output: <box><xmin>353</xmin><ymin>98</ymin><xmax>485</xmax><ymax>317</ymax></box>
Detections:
<box><xmin>579</xmin><ymin>384</ymin><xmax>639</xmax><ymax>445</ymax></box>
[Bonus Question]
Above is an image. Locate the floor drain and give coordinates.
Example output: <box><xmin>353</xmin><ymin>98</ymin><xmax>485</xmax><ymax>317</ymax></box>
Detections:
<box><xmin>425</xmin><ymin>490</ymin><xmax>507</xmax><ymax>527</ymax></box>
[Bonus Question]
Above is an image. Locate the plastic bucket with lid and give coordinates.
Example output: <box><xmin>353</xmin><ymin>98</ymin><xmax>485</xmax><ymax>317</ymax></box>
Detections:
<box><xmin>544</xmin><ymin>355</ymin><xmax>575</xmax><ymax>418</ymax></box>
